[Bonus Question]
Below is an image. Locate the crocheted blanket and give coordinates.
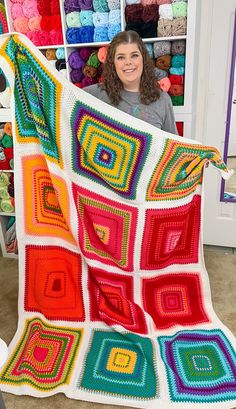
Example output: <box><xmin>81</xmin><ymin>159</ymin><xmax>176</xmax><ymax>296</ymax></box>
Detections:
<box><xmin>0</xmin><ymin>33</ymin><xmax>235</xmax><ymax>409</ymax></box>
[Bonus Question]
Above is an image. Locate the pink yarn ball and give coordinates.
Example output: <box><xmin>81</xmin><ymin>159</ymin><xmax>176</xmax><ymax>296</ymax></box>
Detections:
<box><xmin>97</xmin><ymin>46</ymin><xmax>108</xmax><ymax>63</ymax></box>
<box><xmin>49</xmin><ymin>29</ymin><xmax>63</xmax><ymax>45</ymax></box>
<box><xmin>38</xmin><ymin>30</ymin><xmax>50</xmax><ymax>46</ymax></box>
<box><xmin>158</xmin><ymin>77</ymin><xmax>171</xmax><ymax>92</ymax></box>
<box><xmin>26</xmin><ymin>31</ymin><xmax>41</xmax><ymax>45</ymax></box>
<box><xmin>10</xmin><ymin>0</ymin><xmax>24</xmax><ymax>4</ymax></box>
<box><xmin>13</xmin><ymin>17</ymin><xmax>29</xmax><ymax>33</ymax></box>
<box><xmin>141</xmin><ymin>0</ymin><xmax>156</xmax><ymax>5</ymax></box>
<box><xmin>22</xmin><ymin>0</ymin><xmax>40</xmax><ymax>18</ymax></box>
<box><xmin>156</xmin><ymin>0</ymin><xmax>171</xmax><ymax>4</ymax></box>
<box><xmin>11</xmin><ymin>3</ymin><xmax>24</xmax><ymax>19</ymax></box>
<box><xmin>28</xmin><ymin>16</ymin><xmax>42</xmax><ymax>31</ymax></box>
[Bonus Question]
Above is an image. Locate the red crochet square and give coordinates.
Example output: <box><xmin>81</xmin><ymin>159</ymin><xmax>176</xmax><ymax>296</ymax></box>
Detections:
<box><xmin>142</xmin><ymin>273</ymin><xmax>209</xmax><ymax>329</ymax></box>
<box><xmin>25</xmin><ymin>245</ymin><xmax>85</xmax><ymax>321</ymax></box>
<box><xmin>141</xmin><ymin>195</ymin><xmax>201</xmax><ymax>270</ymax></box>
<box><xmin>88</xmin><ymin>267</ymin><xmax>148</xmax><ymax>334</ymax></box>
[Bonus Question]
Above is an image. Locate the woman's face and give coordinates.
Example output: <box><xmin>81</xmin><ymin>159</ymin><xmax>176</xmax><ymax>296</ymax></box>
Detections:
<box><xmin>114</xmin><ymin>42</ymin><xmax>143</xmax><ymax>92</ymax></box>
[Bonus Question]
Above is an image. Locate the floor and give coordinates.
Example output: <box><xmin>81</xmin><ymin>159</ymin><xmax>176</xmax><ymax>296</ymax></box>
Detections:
<box><xmin>0</xmin><ymin>246</ymin><xmax>235</xmax><ymax>409</ymax></box>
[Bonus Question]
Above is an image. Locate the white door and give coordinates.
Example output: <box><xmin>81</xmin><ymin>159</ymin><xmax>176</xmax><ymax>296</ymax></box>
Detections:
<box><xmin>196</xmin><ymin>0</ymin><xmax>236</xmax><ymax>247</ymax></box>
<box><xmin>228</xmin><ymin>66</ymin><xmax>236</xmax><ymax>156</ymax></box>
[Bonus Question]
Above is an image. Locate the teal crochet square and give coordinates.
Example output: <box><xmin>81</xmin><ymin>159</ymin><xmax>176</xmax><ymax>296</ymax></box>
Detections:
<box><xmin>79</xmin><ymin>329</ymin><xmax>158</xmax><ymax>399</ymax></box>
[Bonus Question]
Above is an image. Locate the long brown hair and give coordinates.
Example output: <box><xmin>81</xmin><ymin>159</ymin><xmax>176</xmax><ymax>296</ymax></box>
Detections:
<box><xmin>101</xmin><ymin>30</ymin><xmax>161</xmax><ymax>106</ymax></box>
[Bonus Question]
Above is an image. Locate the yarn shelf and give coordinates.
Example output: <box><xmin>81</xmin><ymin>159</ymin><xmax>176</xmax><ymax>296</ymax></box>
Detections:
<box><xmin>0</xmin><ymin>0</ymin><xmax>198</xmax><ymax>257</ymax></box>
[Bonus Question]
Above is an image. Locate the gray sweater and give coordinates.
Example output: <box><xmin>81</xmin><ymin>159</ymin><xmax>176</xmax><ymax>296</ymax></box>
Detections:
<box><xmin>84</xmin><ymin>84</ymin><xmax>178</xmax><ymax>135</ymax></box>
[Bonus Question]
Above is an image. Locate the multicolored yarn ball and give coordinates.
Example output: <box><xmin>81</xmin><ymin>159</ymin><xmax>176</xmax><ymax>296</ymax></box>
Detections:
<box><xmin>142</xmin><ymin>4</ymin><xmax>159</xmax><ymax>23</ymax></box>
<box><xmin>107</xmin><ymin>0</ymin><xmax>120</xmax><ymax>10</ymax></box>
<box><xmin>171</xmin><ymin>39</ymin><xmax>185</xmax><ymax>55</ymax></box>
<box><xmin>22</xmin><ymin>0</ymin><xmax>40</xmax><ymax>18</ymax></box>
<box><xmin>93</xmin><ymin>25</ymin><xmax>109</xmax><ymax>42</ymax></box>
<box><xmin>159</xmin><ymin>4</ymin><xmax>173</xmax><ymax>20</ymax></box>
<box><xmin>92</xmin><ymin>0</ymin><xmax>109</xmax><ymax>12</ymax></box>
<box><xmin>13</xmin><ymin>17</ymin><xmax>29</xmax><ymax>33</ymax></box>
<box><xmin>10</xmin><ymin>4</ymin><xmax>24</xmax><ymax>19</ymax></box>
<box><xmin>171</xmin><ymin>54</ymin><xmax>185</xmax><ymax>68</ymax></box>
<box><xmin>77</xmin><ymin>25</ymin><xmax>94</xmax><ymax>42</ymax></box>
<box><xmin>78</xmin><ymin>0</ymin><xmax>93</xmax><ymax>10</ymax></box>
<box><xmin>155</xmin><ymin>54</ymin><xmax>171</xmax><ymax>71</ymax></box>
<box><xmin>46</xmin><ymin>48</ymin><xmax>57</xmax><ymax>60</ymax></box>
<box><xmin>64</xmin><ymin>0</ymin><xmax>80</xmax><ymax>14</ymax></box>
<box><xmin>172</xmin><ymin>1</ymin><xmax>187</xmax><ymax>18</ymax></box>
<box><xmin>108</xmin><ymin>23</ymin><xmax>121</xmax><ymax>40</ymax></box>
<box><xmin>153</xmin><ymin>40</ymin><xmax>171</xmax><ymax>58</ymax></box>
<box><xmin>93</xmin><ymin>11</ymin><xmax>109</xmax><ymax>26</ymax></box>
<box><xmin>80</xmin><ymin>10</ymin><xmax>93</xmax><ymax>25</ymax></box>
<box><xmin>56</xmin><ymin>48</ymin><xmax>65</xmax><ymax>59</ymax></box>
<box><xmin>68</xmin><ymin>50</ymin><xmax>85</xmax><ymax>68</ymax></box>
<box><xmin>97</xmin><ymin>46</ymin><xmax>108</xmax><ymax>62</ymax></box>
<box><xmin>70</xmin><ymin>67</ymin><xmax>84</xmax><ymax>82</ymax></box>
<box><xmin>169</xmin><ymin>66</ymin><xmax>184</xmax><ymax>75</ymax></box>
<box><xmin>28</xmin><ymin>16</ymin><xmax>42</xmax><ymax>31</ymax></box>
<box><xmin>153</xmin><ymin>66</ymin><xmax>167</xmax><ymax>80</ymax></box>
<box><xmin>109</xmin><ymin>9</ymin><xmax>121</xmax><ymax>24</ymax></box>
<box><xmin>66</xmin><ymin>11</ymin><xmax>81</xmax><ymax>27</ymax></box>
<box><xmin>169</xmin><ymin>83</ymin><xmax>184</xmax><ymax>96</ymax></box>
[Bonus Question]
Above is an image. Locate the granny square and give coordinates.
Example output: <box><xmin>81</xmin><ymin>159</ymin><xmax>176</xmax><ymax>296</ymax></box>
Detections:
<box><xmin>71</xmin><ymin>103</ymin><xmax>151</xmax><ymax>199</ymax></box>
<box><xmin>79</xmin><ymin>330</ymin><xmax>158</xmax><ymax>399</ymax></box>
<box><xmin>142</xmin><ymin>273</ymin><xmax>209</xmax><ymax>329</ymax></box>
<box><xmin>88</xmin><ymin>266</ymin><xmax>148</xmax><ymax>334</ymax></box>
<box><xmin>146</xmin><ymin>139</ymin><xmax>226</xmax><ymax>200</ymax></box>
<box><xmin>141</xmin><ymin>195</ymin><xmax>201</xmax><ymax>269</ymax></box>
<box><xmin>0</xmin><ymin>318</ymin><xmax>83</xmax><ymax>390</ymax></box>
<box><xmin>25</xmin><ymin>245</ymin><xmax>85</xmax><ymax>321</ymax></box>
<box><xmin>22</xmin><ymin>154</ymin><xmax>76</xmax><ymax>245</ymax></box>
<box><xmin>72</xmin><ymin>185</ymin><xmax>138</xmax><ymax>271</ymax></box>
<box><xmin>158</xmin><ymin>329</ymin><xmax>236</xmax><ymax>402</ymax></box>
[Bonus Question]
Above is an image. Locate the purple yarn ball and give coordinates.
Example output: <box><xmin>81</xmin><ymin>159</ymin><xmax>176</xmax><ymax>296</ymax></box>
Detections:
<box><xmin>68</xmin><ymin>50</ymin><xmax>85</xmax><ymax>69</ymax></box>
<box><xmin>70</xmin><ymin>68</ymin><xmax>84</xmax><ymax>83</ymax></box>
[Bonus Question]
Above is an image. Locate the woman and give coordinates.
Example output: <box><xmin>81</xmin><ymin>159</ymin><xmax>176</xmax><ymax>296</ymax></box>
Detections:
<box><xmin>84</xmin><ymin>30</ymin><xmax>178</xmax><ymax>134</ymax></box>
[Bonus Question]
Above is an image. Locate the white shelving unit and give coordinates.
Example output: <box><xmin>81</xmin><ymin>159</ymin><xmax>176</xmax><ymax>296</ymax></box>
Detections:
<box><xmin>0</xmin><ymin>107</ymin><xmax>16</xmax><ymax>258</ymax></box>
<box><xmin>0</xmin><ymin>0</ymin><xmax>198</xmax><ymax>257</ymax></box>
